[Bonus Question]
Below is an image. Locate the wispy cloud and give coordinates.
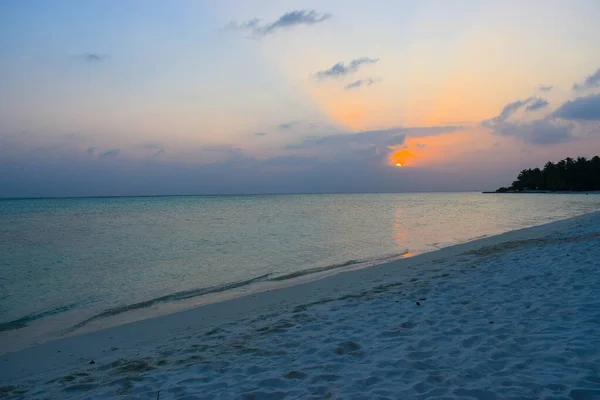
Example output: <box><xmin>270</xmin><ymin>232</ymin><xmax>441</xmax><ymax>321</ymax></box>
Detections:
<box><xmin>525</xmin><ymin>98</ymin><xmax>549</xmax><ymax>111</ymax></box>
<box><xmin>278</xmin><ymin>121</ymin><xmax>300</xmax><ymax>130</ymax></box>
<box><xmin>482</xmin><ymin>97</ymin><xmax>549</xmax><ymax>127</ymax></box>
<box><xmin>572</xmin><ymin>68</ymin><xmax>600</xmax><ymax>91</ymax></box>
<box><xmin>136</xmin><ymin>143</ymin><xmax>166</xmax><ymax>157</ymax></box>
<box><xmin>482</xmin><ymin>99</ymin><xmax>529</xmax><ymax>127</ymax></box>
<box><xmin>539</xmin><ymin>84</ymin><xmax>553</xmax><ymax>92</ymax></box>
<box><xmin>100</xmin><ymin>149</ymin><xmax>120</xmax><ymax>158</ymax></box>
<box><xmin>78</xmin><ymin>53</ymin><xmax>109</xmax><ymax>63</ymax></box>
<box><xmin>253</xmin><ymin>132</ymin><xmax>267</xmax><ymax>136</ymax></box>
<box><xmin>229</xmin><ymin>18</ymin><xmax>261</xmax><ymax>31</ymax></box>
<box><xmin>344</xmin><ymin>77</ymin><xmax>381</xmax><ymax>90</ymax></box>
<box><xmin>315</xmin><ymin>57</ymin><xmax>379</xmax><ymax>80</ymax></box>
<box><xmin>87</xmin><ymin>147</ymin><xmax>122</xmax><ymax>158</ymax></box>
<box><xmin>228</xmin><ymin>10</ymin><xmax>331</xmax><ymax>38</ymax></box>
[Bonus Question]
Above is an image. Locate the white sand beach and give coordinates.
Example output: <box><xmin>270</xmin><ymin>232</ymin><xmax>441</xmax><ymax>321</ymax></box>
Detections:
<box><xmin>1</xmin><ymin>211</ymin><xmax>600</xmax><ymax>399</ymax></box>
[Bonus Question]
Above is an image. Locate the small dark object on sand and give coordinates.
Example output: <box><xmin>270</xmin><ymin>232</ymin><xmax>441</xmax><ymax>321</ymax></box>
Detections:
<box><xmin>416</xmin><ymin>302</ymin><xmax>421</xmax><ymax>306</ymax></box>
<box><xmin>89</xmin><ymin>360</ymin><xmax>95</xmax><ymax>364</ymax></box>
<box><xmin>489</xmin><ymin>321</ymin><xmax>494</xmax><ymax>324</ymax></box>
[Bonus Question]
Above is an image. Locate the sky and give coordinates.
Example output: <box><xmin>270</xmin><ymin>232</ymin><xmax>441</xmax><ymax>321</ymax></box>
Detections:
<box><xmin>1</xmin><ymin>0</ymin><xmax>600</xmax><ymax>197</ymax></box>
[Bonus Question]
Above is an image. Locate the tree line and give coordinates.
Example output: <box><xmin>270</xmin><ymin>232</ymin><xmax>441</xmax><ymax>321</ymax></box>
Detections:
<box><xmin>496</xmin><ymin>156</ymin><xmax>600</xmax><ymax>192</ymax></box>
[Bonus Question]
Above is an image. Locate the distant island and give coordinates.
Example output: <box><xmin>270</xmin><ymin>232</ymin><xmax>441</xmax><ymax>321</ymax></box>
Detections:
<box><xmin>494</xmin><ymin>156</ymin><xmax>600</xmax><ymax>193</ymax></box>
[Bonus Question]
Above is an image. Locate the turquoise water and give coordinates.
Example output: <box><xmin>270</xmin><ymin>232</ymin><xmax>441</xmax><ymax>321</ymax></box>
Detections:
<box><xmin>1</xmin><ymin>193</ymin><xmax>600</xmax><ymax>347</ymax></box>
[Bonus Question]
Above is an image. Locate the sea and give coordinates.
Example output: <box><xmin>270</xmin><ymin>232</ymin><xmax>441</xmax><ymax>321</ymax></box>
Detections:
<box><xmin>1</xmin><ymin>192</ymin><xmax>599</xmax><ymax>351</ymax></box>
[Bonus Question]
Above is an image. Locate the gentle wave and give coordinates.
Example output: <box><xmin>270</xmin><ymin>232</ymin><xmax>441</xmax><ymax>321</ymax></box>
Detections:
<box><xmin>0</xmin><ymin>275</ymin><xmax>270</xmax><ymax>334</ymax></box>
<box><xmin>64</xmin><ymin>253</ymin><xmax>410</xmax><ymax>332</ymax></box>
<box><xmin>65</xmin><ymin>273</ymin><xmax>272</xmax><ymax>333</ymax></box>
<box><xmin>268</xmin><ymin>252</ymin><xmax>409</xmax><ymax>282</ymax></box>
<box><xmin>0</xmin><ymin>302</ymin><xmax>80</xmax><ymax>333</ymax></box>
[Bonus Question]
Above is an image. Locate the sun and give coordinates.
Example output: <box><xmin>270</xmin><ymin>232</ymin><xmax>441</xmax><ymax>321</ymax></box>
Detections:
<box><xmin>395</xmin><ymin>163</ymin><xmax>403</xmax><ymax>167</ymax></box>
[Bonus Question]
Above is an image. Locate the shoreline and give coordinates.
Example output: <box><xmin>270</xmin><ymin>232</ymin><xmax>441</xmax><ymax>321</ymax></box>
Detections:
<box><xmin>0</xmin><ymin>252</ymin><xmax>414</xmax><ymax>355</ymax></box>
<box><xmin>2</xmin><ymin>211</ymin><xmax>599</xmax><ymax>394</ymax></box>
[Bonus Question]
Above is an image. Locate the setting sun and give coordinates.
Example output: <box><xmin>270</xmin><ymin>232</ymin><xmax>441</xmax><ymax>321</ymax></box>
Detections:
<box><xmin>396</xmin><ymin>163</ymin><xmax>403</xmax><ymax>167</ymax></box>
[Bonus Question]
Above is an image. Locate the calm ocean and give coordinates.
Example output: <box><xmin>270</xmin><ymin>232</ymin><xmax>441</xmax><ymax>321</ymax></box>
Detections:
<box><xmin>1</xmin><ymin>193</ymin><xmax>599</xmax><ymax>350</ymax></box>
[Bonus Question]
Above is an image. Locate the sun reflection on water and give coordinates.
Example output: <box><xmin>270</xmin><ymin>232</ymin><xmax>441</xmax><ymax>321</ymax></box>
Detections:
<box><xmin>393</xmin><ymin>203</ymin><xmax>406</xmax><ymax>247</ymax></box>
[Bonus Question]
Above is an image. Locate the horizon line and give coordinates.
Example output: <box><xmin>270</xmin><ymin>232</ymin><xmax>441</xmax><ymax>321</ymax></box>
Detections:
<box><xmin>0</xmin><ymin>190</ymin><xmax>484</xmax><ymax>201</ymax></box>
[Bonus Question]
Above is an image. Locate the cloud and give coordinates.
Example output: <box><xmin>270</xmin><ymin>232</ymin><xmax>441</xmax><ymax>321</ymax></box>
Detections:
<box><xmin>100</xmin><ymin>149</ymin><xmax>120</xmax><ymax>158</ymax></box>
<box><xmin>278</xmin><ymin>121</ymin><xmax>299</xmax><ymax>130</ymax></box>
<box><xmin>228</xmin><ymin>10</ymin><xmax>331</xmax><ymax>38</ymax></box>
<box><xmin>539</xmin><ymin>85</ymin><xmax>553</xmax><ymax>92</ymax></box>
<box><xmin>482</xmin><ymin>97</ymin><xmax>575</xmax><ymax>144</ymax></box>
<box><xmin>78</xmin><ymin>53</ymin><xmax>109</xmax><ymax>62</ymax></box>
<box><xmin>228</xmin><ymin>18</ymin><xmax>261</xmax><ymax>30</ymax></box>
<box><xmin>86</xmin><ymin>147</ymin><xmax>123</xmax><ymax>158</ymax></box>
<box><xmin>482</xmin><ymin>99</ymin><xmax>531</xmax><ymax>127</ymax></box>
<box><xmin>344</xmin><ymin>77</ymin><xmax>380</xmax><ymax>90</ymax></box>
<box><xmin>572</xmin><ymin>68</ymin><xmax>600</xmax><ymax>91</ymax></box>
<box><xmin>525</xmin><ymin>98</ymin><xmax>549</xmax><ymax>111</ymax></box>
<box><xmin>315</xmin><ymin>57</ymin><xmax>379</xmax><ymax>80</ymax></box>
<box><xmin>482</xmin><ymin>97</ymin><xmax>549</xmax><ymax>127</ymax></box>
<box><xmin>253</xmin><ymin>132</ymin><xmax>267</xmax><ymax>136</ymax></box>
<box><xmin>490</xmin><ymin>119</ymin><xmax>573</xmax><ymax>145</ymax></box>
<box><xmin>482</xmin><ymin>94</ymin><xmax>600</xmax><ymax>144</ymax></box>
<box><xmin>552</xmin><ymin>94</ymin><xmax>600</xmax><ymax>121</ymax></box>
<box><xmin>287</xmin><ymin>125</ymin><xmax>462</xmax><ymax>150</ymax></box>
<box><xmin>136</xmin><ymin>143</ymin><xmax>165</xmax><ymax>156</ymax></box>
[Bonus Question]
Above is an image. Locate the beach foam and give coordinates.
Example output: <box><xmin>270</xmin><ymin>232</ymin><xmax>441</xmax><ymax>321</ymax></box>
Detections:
<box><xmin>2</xmin><ymin>212</ymin><xmax>600</xmax><ymax>399</ymax></box>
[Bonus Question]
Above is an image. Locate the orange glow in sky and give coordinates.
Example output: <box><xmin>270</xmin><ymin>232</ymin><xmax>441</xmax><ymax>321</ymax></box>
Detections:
<box><xmin>386</xmin><ymin>127</ymin><xmax>500</xmax><ymax>169</ymax></box>
<box><xmin>389</xmin><ymin>149</ymin><xmax>415</xmax><ymax>167</ymax></box>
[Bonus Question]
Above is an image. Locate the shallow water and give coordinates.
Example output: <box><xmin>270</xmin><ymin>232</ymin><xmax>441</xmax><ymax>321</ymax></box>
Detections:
<box><xmin>1</xmin><ymin>192</ymin><xmax>599</xmax><ymax>342</ymax></box>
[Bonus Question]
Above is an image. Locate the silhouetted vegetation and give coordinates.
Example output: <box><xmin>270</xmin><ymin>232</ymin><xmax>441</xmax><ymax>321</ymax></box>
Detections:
<box><xmin>496</xmin><ymin>156</ymin><xmax>600</xmax><ymax>192</ymax></box>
